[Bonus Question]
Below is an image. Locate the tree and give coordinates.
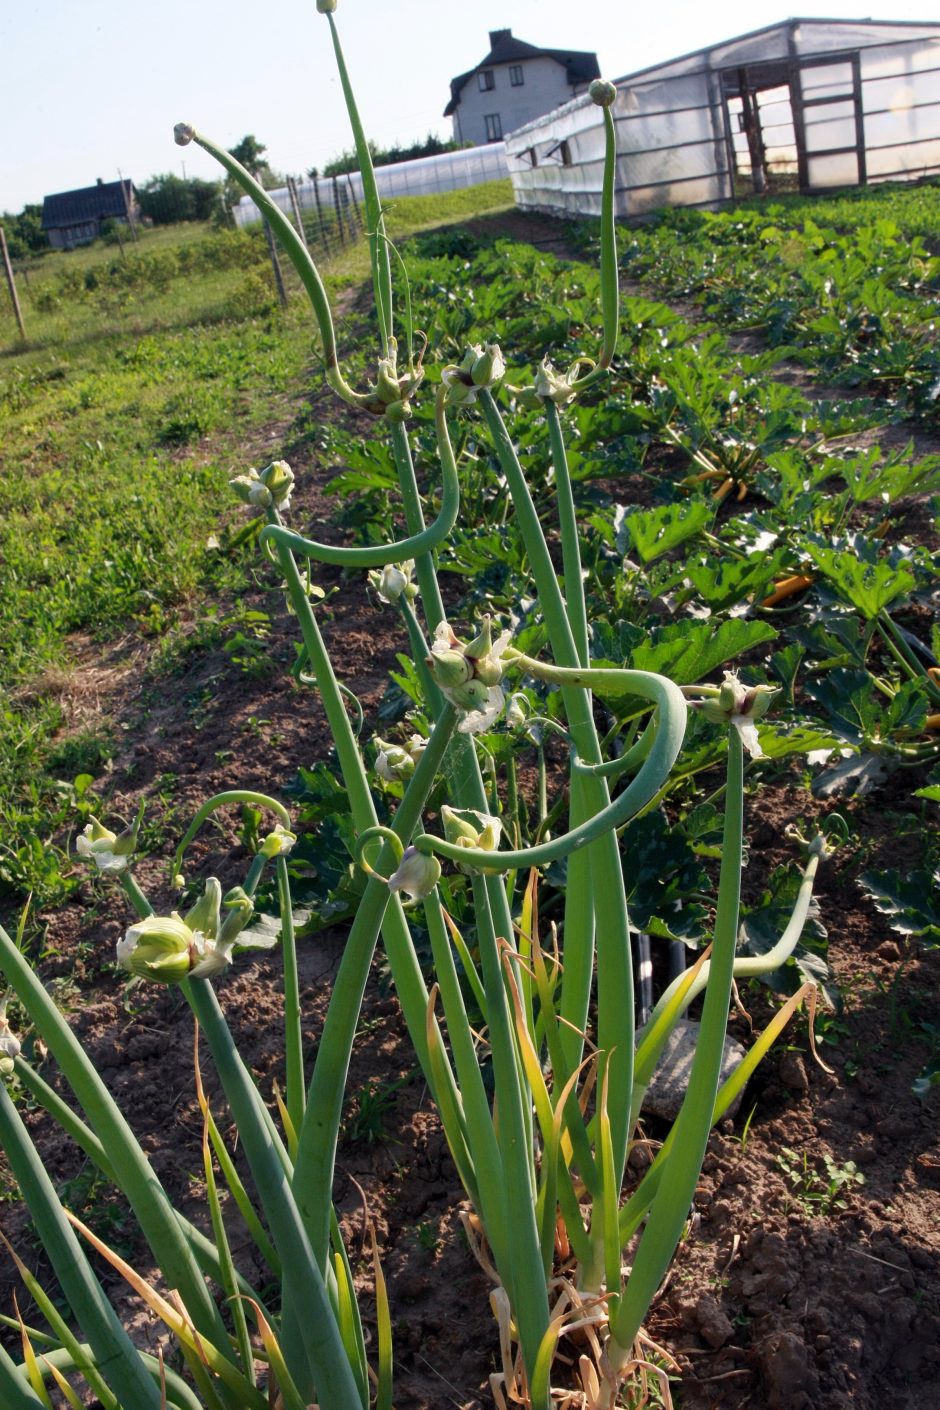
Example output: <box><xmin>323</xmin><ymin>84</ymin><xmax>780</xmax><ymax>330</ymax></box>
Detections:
<box><xmin>318</xmin><ymin>132</ymin><xmax>469</xmax><ymax>178</ymax></box>
<box><xmin>0</xmin><ymin>205</ymin><xmax>46</xmax><ymax>258</ymax></box>
<box><xmin>228</xmin><ymin>135</ymin><xmax>270</xmax><ymax>179</ymax></box>
<box><xmin>138</xmin><ymin>174</ymin><xmax>219</xmax><ymax>225</ymax></box>
<box><xmin>221</xmin><ymin>135</ymin><xmax>284</xmax><ymax>219</ymax></box>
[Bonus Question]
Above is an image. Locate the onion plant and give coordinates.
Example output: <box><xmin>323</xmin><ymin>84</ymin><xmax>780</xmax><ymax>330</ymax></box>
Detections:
<box><xmin>0</xmin><ymin>5</ymin><xmax>833</xmax><ymax>1408</ymax></box>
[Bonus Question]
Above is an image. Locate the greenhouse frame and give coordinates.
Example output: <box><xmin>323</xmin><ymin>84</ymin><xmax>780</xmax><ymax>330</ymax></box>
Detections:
<box><xmin>506</xmin><ymin>17</ymin><xmax>940</xmax><ymax>219</ymax></box>
<box><xmin>233</xmin><ymin>142</ymin><xmax>509</xmax><ymax>228</ymax></box>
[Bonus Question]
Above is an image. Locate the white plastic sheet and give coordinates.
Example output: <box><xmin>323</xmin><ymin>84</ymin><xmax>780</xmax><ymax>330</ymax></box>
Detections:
<box><xmin>506</xmin><ymin>19</ymin><xmax>940</xmax><ymax>219</ymax></box>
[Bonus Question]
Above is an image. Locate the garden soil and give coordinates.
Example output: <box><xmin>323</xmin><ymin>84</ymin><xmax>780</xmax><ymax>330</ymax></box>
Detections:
<box><xmin>2</xmin><ymin>214</ymin><xmax>939</xmax><ymax>1410</ymax></box>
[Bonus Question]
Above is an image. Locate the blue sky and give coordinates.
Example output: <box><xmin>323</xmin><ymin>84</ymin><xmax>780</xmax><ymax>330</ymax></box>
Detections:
<box><xmin>4</xmin><ymin>1</ymin><xmax>940</xmax><ymax>211</ymax></box>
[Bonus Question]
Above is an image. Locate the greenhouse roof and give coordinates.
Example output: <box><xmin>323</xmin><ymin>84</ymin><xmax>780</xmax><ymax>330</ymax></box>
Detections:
<box><xmin>611</xmin><ymin>15</ymin><xmax>940</xmax><ymax>87</ymax></box>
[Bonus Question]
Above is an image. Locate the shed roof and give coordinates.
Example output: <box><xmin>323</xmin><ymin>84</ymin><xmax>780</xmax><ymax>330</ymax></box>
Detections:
<box><xmin>445</xmin><ymin>28</ymin><xmax>599</xmax><ymax>115</ymax></box>
<box><xmin>42</xmin><ymin>179</ymin><xmax>136</xmax><ymax>231</ymax></box>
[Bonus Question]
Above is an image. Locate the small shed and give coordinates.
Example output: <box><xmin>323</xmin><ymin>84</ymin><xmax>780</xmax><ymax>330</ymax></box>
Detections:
<box><xmin>41</xmin><ymin>178</ymin><xmax>139</xmax><ymax>251</ymax></box>
<box><xmin>506</xmin><ymin>17</ymin><xmax>940</xmax><ymax>219</ymax></box>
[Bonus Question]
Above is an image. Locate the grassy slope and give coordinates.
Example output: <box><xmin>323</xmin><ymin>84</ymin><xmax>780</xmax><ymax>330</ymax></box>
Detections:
<box><xmin>0</xmin><ymin>181</ymin><xmax>512</xmax><ymax>906</ymax></box>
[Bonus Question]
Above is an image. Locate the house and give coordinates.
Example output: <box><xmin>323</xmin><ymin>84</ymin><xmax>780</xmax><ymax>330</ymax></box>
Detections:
<box><xmin>445</xmin><ymin>28</ymin><xmax>600</xmax><ymax>147</ymax></box>
<box><xmin>41</xmin><ymin>178</ymin><xmax>139</xmax><ymax>251</ymax></box>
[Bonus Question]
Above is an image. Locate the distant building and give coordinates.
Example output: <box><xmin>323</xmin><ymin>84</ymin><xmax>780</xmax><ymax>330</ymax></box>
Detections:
<box><xmin>41</xmin><ymin>178</ymin><xmax>139</xmax><ymax>251</ymax></box>
<box><xmin>445</xmin><ymin>28</ymin><xmax>599</xmax><ymax>147</ymax></box>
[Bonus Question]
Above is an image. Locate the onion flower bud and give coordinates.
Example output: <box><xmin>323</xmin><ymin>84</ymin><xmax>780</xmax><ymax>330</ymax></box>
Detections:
<box><xmin>373</xmin><ymin>733</ymin><xmax>426</xmax><ymax>783</ymax></box>
<box><xmin>216</xmin><ymin>887</ymin><xmax>254</xmax><ymax>950</ymax></box>
<box><xmin>0</xmin><ymin>998</ymin><xmax>20</xmax><ymax>1078</ymax></box>
<box><xmin>230</xmin><ymin>461</ymin><xmax>294</xmax><ymax>512</ymax></box>
<box><xmin>470</xmin><ymin>343</ymin><xmax>506</xmax><ymax>390</ymax></box>
<box><xmin>258</xmin><ymin>823</ymin><xmax>297</xmax><ymax>858</ymax></box>
<box><xmin>76</xmin><ymin>806</ymin><xmax>142</xmax><ymax>875</ymax></box>
<box><xmin>116</xmin><ymin>877</ymin><xmax>255</xmax><ymax>984</ymax></box>
<box><xmin>259</xmin><ymin>459</ymin><xmax>294</xmax><ymax>510</ymax></box>
<box><xmin>441</xmin><ymin>362</ymin><xmax>478</xmax><ymax>408</ymax></box>
<box><xmin>369</xmin><ymin>560</ymin><xmax>417</xmax><ymax>604</ymax></box>
<box><xmin>505</xmin><ymin>693</ymin><xmax>529</xmax><ymax>730</ymax></box>
<box><xmin>116</xmin><ymin>914</ymin><xmax>198</xmax><ymax>985</ymax></box>
<box><xmin>441</xmin><ymin>806</ymin><xmax>503</xmax><ymax>872</ymax></box>
<box><xmin>589</xmin><ymin>79</ymin><xmax>618</xmax><ymax>107</ymax></box>
<box><xmin>387</xmin><ymin>846</ymin><xmax>441</xmax><ymax>904</ymax></box>
<box><xmin>699</xmin><ymin>671</ymin><xmax>778</xmax><ymax>759</ymax></box>
<box><xmin>230</xmin><ymin>468</ymin><xmax>273</xmax><ymax>509</ymax></box>
<box><xmin>174</xmin><ymin>123</ymin><xmax>195</xmax><ymax>146</ymax></box>
<box><xmin>427</xmin><ymin>619</ymin><xmax>511</xmax><ymax>733</ymax></box>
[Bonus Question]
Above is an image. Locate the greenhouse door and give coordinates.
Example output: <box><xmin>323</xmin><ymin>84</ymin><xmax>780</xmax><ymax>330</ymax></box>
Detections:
<box><xmin>792</xmin><ymin>53</ymin><xmax>866</xmax><ymax>191</ymax></box>
<box><xmin>722</xmin><ymin>63</ymin><xmax>799</xmax><ymax>195</ymax></box>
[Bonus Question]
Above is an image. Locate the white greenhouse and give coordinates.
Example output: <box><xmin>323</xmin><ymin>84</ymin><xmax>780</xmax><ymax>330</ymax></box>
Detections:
<box><xmin>506</xmin><ymin>17</ymin><xmax>940</xmax><ymax>219</ymax></box>
<box><xmin>233</xmin><ymin>143</ymin><xmax>509</xmax><ymax>228</ymax></box>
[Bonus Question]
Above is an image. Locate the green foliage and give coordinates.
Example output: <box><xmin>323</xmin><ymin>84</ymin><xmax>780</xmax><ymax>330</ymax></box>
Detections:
<box><xmin>776</xmin><ymin>1147</ymin><xmax>865</xmax><ymax>1216</ymax></box>
<box><xmin>320</xmin><ymin>132</ymin><xmax>470</xmax><ymax>178</ymax></box>
<box><xmin>138</xmin><ymin>173</ymin><xmax>220</xmax><ymax>225</ymax></box>
<box><xmin>1</xmin><ymin>203</ymin><xmax>46</xmax><ymax>257</ymax></box>
<box><xmin>859</xmin><ymin>868</ymin><xmax>940</xmax><ymax>946</ymax></box>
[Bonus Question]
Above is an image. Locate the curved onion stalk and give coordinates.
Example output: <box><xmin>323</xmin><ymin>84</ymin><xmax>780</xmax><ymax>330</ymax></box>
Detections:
<box><xmin>609</xmin><ymin>728</ymin><xmax>745</xmax><ymax>1362</ymax></box>
<box><xmin>0</xmin><ymin>1116</ymin><xmax>157</xmax><ymax>1409</ymax></box>
<box><xmin>415</xmin><ymin>660</ymin><xmax>686</xmax><ymax>871</ymax></box>
<box><xmin>620</xmin><ymin>981</ymin><xmax>826</xmax><ymax>1248</ymax></box>
<box><xmin>258</xmin><ymin>383</ymin><xmax>460</xmax><ymax>569</ymax></box>
<box><xmin>170</xmin><ymin>789</ymin><xmax>291</xmax><ymax>885</ymax></box>
<box><xmin>0</xmin><ymin>924</ymin><xmax>237</xmax><ymax>1376</ymax></box>
<box><xmin>177</xmin><ymin>127</ymin><xmax>372</xmax><ymax>410</ymax></box>
<box><xmin>321</xmin><ymin>7</ymin><xmax>394</xmax><ymax>350</ymax></box>
<box><xmin>633</xmin><ymin>839</ymin><xmax>826</xmax><ymax>1109</ymax></box>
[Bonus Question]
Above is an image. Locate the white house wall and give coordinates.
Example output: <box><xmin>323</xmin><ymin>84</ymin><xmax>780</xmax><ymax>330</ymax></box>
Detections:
<box><xmin>454</xmin><ymin>57</ymin><xmax>582</xmax><ymax>147</ymax></box>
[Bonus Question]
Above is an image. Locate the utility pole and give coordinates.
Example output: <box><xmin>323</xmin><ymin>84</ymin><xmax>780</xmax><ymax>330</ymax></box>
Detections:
<box><xmin>0</xmin><ymin>226</ymin><xmax>26</xmax><ymax>341</ymax></box>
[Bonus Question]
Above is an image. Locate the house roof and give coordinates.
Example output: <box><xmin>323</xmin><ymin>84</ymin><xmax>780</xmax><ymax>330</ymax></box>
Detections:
<box><xmin>41</xmin><ymin>179</ymin><xmax>136</xmax><ymax>231</ymax></box>
<box><xmin>444</xmin><ymin>28</ymin><xmax>599</xmax><ymax>115</ymax></box>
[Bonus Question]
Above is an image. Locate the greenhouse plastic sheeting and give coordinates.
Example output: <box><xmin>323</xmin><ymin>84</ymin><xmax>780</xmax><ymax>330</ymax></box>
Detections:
<box><xmin>234</xmin><ymin>143</ymin><xmax>509</xmax><ymax>227</ymax></box>
<box><xmin>507</xmin><ymin>18</ymin><xmax>940</xmax><ymax>219</ymax></box>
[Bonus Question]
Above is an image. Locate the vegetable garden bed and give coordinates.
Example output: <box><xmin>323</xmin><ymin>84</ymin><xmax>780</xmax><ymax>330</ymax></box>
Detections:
<box><xmin>1</xmin><ymin>33</ymin><xmax>939</xmax><ymax>1410</ymax></box>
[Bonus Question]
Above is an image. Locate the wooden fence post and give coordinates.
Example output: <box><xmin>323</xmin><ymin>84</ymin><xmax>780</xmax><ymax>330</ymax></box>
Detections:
<box><xmin>0</xmin><ymin>226</ymin><xmax>26</xmax><ymax>341</ymax></box>
<box><xmin>331</xmin><ymin>175</ymin><xmax>347</xmax><ymax>244</ymax></box>
<box><xmin>263</xmin><ymin>217</ymin><xmax>289</xmax><ymax>309</ymax></box>
<box><xmin>311</xmin><ymin>175</ymin><xmax>332</xmax><ymax>256</ymax></box>
<box><xmin>345</xmin><ymin>174</ymin><xmax>364</xmax><ymax>234</ymax></box>
<box><xmin>287</xmin><ymin>177</ymin><xmax>310</xmax><ymax>252</ymax></box>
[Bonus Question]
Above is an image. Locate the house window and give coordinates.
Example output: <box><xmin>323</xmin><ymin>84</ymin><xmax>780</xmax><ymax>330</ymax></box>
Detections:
<box><xmin>478</xmin><ymin>69</ymin><xmax>495</xmax><ymax>91</ymax></box>
<box><xmin>510</xmin><ymin>64</ymin><xmax>524</xmax><ymax>87</ymax></box>
<box><xmin>485</xmin><ymin>113</ymin><xmax>503</xmax><ymax>142</ymax></box>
